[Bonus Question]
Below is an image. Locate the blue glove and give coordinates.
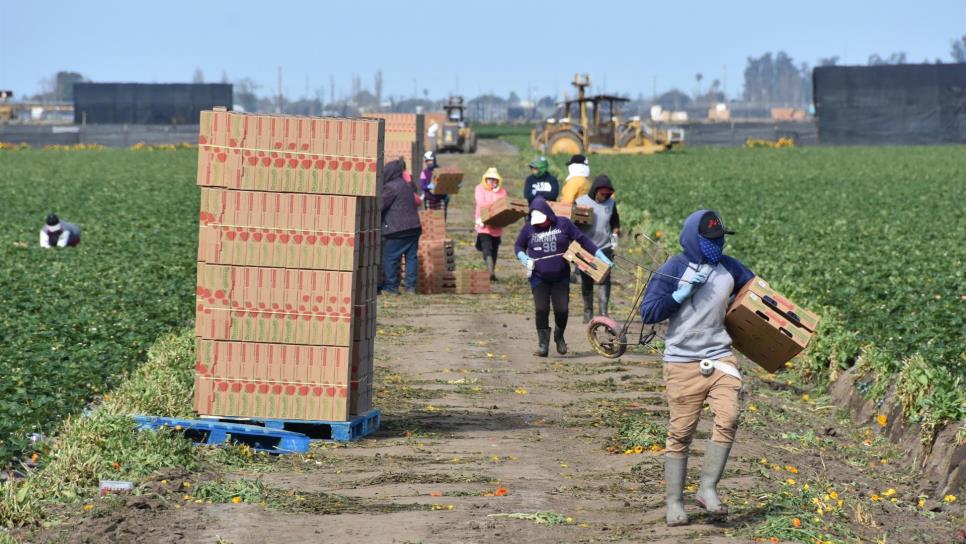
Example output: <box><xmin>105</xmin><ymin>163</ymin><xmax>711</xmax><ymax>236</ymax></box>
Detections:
<box><xmin>671</xmin><ymin>283</ymin><xmax>694</xmax><ymax>304</ymax></box>
<box><xmin>428</xmin><ymin>182</ymin><xmax>436</xmax><ymax>191</ymax></box>
<box><xmin>671</xmin><ymin>268</ymin><xmax>711</xmax><ymax>303</ymax></box>
<box><xmin>690</xmin><ymin>268</ymin><xmax>711</xmax><ymax>285</ymax></box>
<box><xmin>594</xmin><ymin>249</ymin><xmax>613</xmax><ymax>267</ymax></box>
<box><xmin>516</xmin><ymin>251</ymin><xmax>531</xmax><ymax>266</ymax></box>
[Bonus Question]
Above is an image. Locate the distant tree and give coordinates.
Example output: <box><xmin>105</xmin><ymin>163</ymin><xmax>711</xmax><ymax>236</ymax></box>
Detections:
<box><xmin>193</xmin><ymin>68</ymin><xmax>204</xmax><ymax>83</ymax></box>
<box><xmin>54</xmin><ymin>71</ymin><xmax>85</xmax><ymax>101</ymax></box>
<box><xmin>694</xmin><ymin>72</ymin><xmax>703</xmax><ymax>97</ymax></box>
<box><xmin>220</xmin><ymin>71</ymin><xmax>229</xmax><ymax>84</ymax></box>
<box><xmin>655</xmin><ymin>89</ymin><xmax>691</xmax><ymax>110</ymax></box>
<box><xmin>233</xmin><ymin>77</ymin><xmax>260</xmax><ymax>113</ymax></box>
<box><xmin>743</xmin><ymin>51</ymin><xmax>806</xmax><ymax>106</ymax></box>
<box><xmin>868</xmin><ymin>52</ymin><xmax>907</xmax><ymax>65</ymax></box>
<box><xmin>952</xmin><ymin>35</ymin><xmax>966</xmax><ymax>62</ymax></box>
<box><xmin>818</xmin><ymin>56</ymin><xmax>840</xmax><ymax>67</ymax></box>
<box><xmin>374</xmin><ymin>69</ymin><xmax>383</xmax><ymax>104</ymax></box>
<box><xmin>508</xmin><ymin>91</ymin><xmax>521</xmax><ymax>106</ymax></box>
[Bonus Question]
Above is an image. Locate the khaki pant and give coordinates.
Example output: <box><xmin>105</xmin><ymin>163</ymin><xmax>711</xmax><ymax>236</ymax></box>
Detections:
<box><xmin>663</xmin><ymin>356</ymin><xmax>741</xmax><ymax>457</ymax></box>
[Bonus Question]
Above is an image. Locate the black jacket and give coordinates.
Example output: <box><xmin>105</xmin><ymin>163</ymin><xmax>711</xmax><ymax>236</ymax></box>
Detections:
<box><xmin>381</xmin><ymin>160</ymin><xmax>422</xmax><ymax>238</ymax></box>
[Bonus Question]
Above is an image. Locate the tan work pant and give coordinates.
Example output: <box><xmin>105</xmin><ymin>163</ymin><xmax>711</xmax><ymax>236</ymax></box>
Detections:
<box><xmin>663</xmin><ymin>356</ymin><xmax>741</xmax><ymax>457</ymax></box>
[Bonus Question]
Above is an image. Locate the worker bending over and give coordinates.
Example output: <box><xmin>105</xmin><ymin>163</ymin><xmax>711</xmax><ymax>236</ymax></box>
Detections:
<box><xmin>39</xmin><ymin>214</ymin><xmax>81</xmax><ymax>248</ymax></box>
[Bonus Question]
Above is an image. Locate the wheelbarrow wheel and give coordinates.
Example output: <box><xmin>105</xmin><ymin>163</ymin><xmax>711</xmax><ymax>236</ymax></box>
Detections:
<box><xmin>587</xmin><ymin>316</ymin><xmax>627</xmax><ymax>358</ymax></box>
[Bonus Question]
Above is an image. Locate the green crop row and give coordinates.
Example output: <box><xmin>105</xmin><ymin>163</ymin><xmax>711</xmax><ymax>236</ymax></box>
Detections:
<box><xmin>0</xmin><ymin>150</ymin><xmax>200</xmax><ymax>462</ymax></box>
<box><xmin>547</xmin><ymin>146</ymin><xmax>965</xmax><ymax>438</ymax></box>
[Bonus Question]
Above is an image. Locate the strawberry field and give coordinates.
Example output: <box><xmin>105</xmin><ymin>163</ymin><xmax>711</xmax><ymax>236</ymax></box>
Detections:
<box><xmin>0</xmin><ymin>150</ymin><xmax>199</xmax><ymax>461</ymax></box>
<box><xmin>556</xmin><ymin>146</ymin><xmax>965</xmax><ymax>436</ymax></box>
<box><xmin>1</xmin><ymin>146</ymin><xmax>963</xmax><ymax>467</ymax></box>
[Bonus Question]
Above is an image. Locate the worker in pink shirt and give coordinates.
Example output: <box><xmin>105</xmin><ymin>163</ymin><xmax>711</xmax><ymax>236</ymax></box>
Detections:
<box><xmin>473</xmin><ymin>167</ymin><xmax>507</xmax><ymax>281</ymax></box>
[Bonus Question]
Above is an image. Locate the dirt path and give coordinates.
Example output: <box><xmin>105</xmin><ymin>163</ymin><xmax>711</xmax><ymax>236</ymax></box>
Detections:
<box><xmin>32</xmin><ymin>152</ymin><xmax>962</xmax><ymax>544</ymax></box>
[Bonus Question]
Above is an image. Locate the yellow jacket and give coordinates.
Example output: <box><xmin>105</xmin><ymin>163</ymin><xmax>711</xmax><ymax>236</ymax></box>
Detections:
<box><xmin>560</xmin><ymin>176</ymin><xmax>590</xmax><ymax>204</ymax></box>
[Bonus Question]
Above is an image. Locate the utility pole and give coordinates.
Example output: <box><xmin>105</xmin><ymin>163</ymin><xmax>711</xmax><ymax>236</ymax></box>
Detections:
<box><xmin>276</xmin><ymin>66</ymin><xmax>282</xmax><ymax>113</ymax></box>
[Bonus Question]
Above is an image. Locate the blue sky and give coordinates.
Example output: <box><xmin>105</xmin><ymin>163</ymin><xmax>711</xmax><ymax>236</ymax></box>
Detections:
<box><xmin>2</xmin><ymin>0</ymin><xmax>963</xmax><ymax>101</ymax></box>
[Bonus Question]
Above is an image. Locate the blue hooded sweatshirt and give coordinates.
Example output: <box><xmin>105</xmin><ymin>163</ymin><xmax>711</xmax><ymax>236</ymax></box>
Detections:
<box><xmin>640</xmin><ymin>209</ymin><xmax>754</xmax><ymax>362</ymax></box>
<box><xmin>514</xmin><ymin>196</ymin><xmax>598</xmax><ymax>288</ymax></box>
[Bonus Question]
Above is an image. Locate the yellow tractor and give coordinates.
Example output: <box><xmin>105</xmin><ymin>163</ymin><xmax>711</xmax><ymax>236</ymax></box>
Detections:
<box><xmin>434</xmin><ymin>96</ymin><xmax>477</xmax><ymax>153</ymax></box>
<box><xmin>532</xmin><ymin>74</ymin><xmax>684</xmax><ymax>155</ymax></box>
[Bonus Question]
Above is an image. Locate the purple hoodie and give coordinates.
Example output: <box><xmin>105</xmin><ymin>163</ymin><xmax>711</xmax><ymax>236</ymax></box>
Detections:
<box><xmin>514</xmin><ymin>196</ymin><xmax>598</xmax><ymax>286</ymax></box>
<box><xmin>420</xmin><ymin>163</ymin><xmax>444</xmax><ymax>204</ymax></box>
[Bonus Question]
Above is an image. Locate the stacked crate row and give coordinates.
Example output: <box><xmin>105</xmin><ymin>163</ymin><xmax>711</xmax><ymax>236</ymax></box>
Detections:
<box><xmin>194</xmin><ymin>108</ymin><xmax>383</xmax><ymax>422</ymax></box>
<box><xmin>410</xmin><ymin>211</ymin><xmax>490</xmax><ymax>295</ymax></box>
<box><xmin>366</xmin><ymin>113</ymin><xmax>423</xmax><ymax>171</ymax></box>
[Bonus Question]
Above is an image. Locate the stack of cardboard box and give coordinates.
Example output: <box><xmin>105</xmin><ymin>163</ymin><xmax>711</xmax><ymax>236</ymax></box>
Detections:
<box><xmin>402</xmin><ymin>210</ymin><xmax>490</xmax><ymax>295</ymax></box>
<box><xmin>411</xmin><ymin>210</ymin><xmax>455</xmax><ymax>294</ymax></box>
<box><xmin>194</xmin><ymin>108</ymin><xmax>383</xmax><ymax>422</ymax></box>
<box><xmin>366</xmin><ymin>113</ymin><xmax>423</xmax><ymax>172</ymax></box>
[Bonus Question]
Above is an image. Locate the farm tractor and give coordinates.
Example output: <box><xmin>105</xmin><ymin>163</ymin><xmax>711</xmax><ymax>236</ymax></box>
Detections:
<box><xmin>434</xmin><ymin>96</ymin><xmax>477</xmax><ymax>153</ymax></box>
<box><xmin>532</xmin><ymin>74</ymin><xmax>684</xmax><ymax>155</ymax></box>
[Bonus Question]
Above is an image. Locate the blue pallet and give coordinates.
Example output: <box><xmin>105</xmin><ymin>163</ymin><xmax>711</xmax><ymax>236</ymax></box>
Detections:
<box><xmin>133</xmin><ymin>416</ymin><xmax>310</xmax><ymax>454</ymax></box>
<box><xmin>203</xmin><ymin>409</ymin><xmax>381</xmax><ymax>442</ymax></box>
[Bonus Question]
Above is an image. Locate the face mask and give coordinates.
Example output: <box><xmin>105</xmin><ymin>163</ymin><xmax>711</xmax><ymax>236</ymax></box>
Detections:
<box><xmin>530</xmin><ymin>210</ymin><xmax>548</xmax><ymax>225</ymax></box>
<box><xmin>699</xmin><ymin>236</ymin><xmax>724</xmax><ymax>266</ymax></box>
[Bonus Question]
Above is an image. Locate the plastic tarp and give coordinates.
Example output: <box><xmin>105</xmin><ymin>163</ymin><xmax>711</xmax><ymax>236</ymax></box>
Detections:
<box><xmin>813</xmin><ymin>64</ymin><xmax>966</xmax><ymax>144</ymax></box>
<box><xmin>73</xmin><ymin>83</ymin><xmax>232</xmax><ymax>125</ymax></box>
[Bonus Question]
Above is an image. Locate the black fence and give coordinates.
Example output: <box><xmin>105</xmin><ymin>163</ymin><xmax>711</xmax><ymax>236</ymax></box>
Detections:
<box><xmin>814</xmin><ymin>64</ymin><xmax>966</xmax><ymax>145</ymax></box>
<box><xmin>73</xmin><ymin>83</ymin><xmax>232</xmax><ymax>125</ymax></box>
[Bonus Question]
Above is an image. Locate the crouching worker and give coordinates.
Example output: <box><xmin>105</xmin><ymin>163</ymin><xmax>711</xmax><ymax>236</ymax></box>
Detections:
<box><xmin>515</xmin><ymin>196</ymin><xmax>612</xmax><ymax>357</ymax></box>
<box><xmin>39</xmin><ymin>213</ymin><xmax>81</xmax><ymax>248</ymax></box>
<box><xmin>474</xmin><ymin>167</ymin><xmax>507</xmax><ymax>281</ymax></box>
<box><xmin>639</xmin><ymin>209</ymin><xmax>754</xmax><ymax>526</ymax></box>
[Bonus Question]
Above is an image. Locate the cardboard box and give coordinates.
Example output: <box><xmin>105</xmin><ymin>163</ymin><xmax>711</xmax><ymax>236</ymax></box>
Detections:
<box><xmin>418</xmin><ymin>210</ymin><xmax>447</xmax><ymax>240</ymax></box>
<box><xmin>198</xmin><ymin>111</ymin><xmax>385</xmax><ymax>197</ymax></box>
<box><xmin>431</xmin><ymin>168</ymin><xmax>464</xmax><ymax>195</ymax></box>
<box><xmin>195</xmin><ymin>338</ymin><xmax>370</xmax><ymax>385</ymax></box>
<box><xmin>365</xmin><ymin>113</ymin><xmax>423</xmax><ymax>171</ymax></box>
<box><xmin>197</xmin><ymin>225</ymin><xmax>379</xmax><ymax>271</ymax></box>
<box><xmin>480</xmin><ymin>197</ymin><xmax>528</xmax><ymax>228</ymax></box>
<box><xmin>196</xmin><ymin>264</ymin><xmax>376</xmax><ymax>324</ymax></box>
<box><xmin>725</xmin><ymin>277</ymin><xmax>820</xmax><ymax>372</ymax></box>
<box><xmin>563</xmin><ymin>241</ymin><xmax>610</xmax><ymax>283</ymax></box>
<box><xmin>200</xmin><ymin>189</ymin><xmax>379</xmax><ymax>233</ymax></box>
<box><xmin>547</xmin><ymin>202</ymin><xmax>594</xmax><ymax>225</ymax></box>
<box><xmin>196</xmin><ymin>300</ymin><xmax>375</xmax><ymax>347</ymax></box>
<box><xmin>453</xmin><ymin>270</ymin><xmax>491</xmax><ymax>294</ymax></box>
<box><xmin>738</xmin><ymin>277</ymin><xmax>821</xmax><ymax>333</ymax></box>
<box><xmin>194</xmin><ymin>375</ymin><xmax>369</xmax><ymax>421</ymax></box>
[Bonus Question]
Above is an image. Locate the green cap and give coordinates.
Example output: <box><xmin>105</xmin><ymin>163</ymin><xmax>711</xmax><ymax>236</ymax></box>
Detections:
<box><xmin>528</xmin><ymin>156</ymin><xmax>549</xmax><ymax>169</ymax></box>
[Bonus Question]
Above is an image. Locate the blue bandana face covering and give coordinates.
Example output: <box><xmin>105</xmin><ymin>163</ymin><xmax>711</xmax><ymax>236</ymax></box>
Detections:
<box><xmin>699</xmin><ymin>236</ymin><xmax>724</xmax><ymax>265</ymax></box>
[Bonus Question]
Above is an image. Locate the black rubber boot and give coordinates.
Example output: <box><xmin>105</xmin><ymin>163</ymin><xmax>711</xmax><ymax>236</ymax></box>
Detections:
<box><xmin>553</xmin><ymin>327</ymin><xmax>567</xmax><ymax>355</ymax></box>
<box><xmin>534</xmin><ymin>329</ymin><xmax>550</xmax><ymax>357</ymax></box>
<box><xmin>582</xmin><ymin>290</ymin><xmax>594</xmax><ymax>323</ymax></box>
<box><xmin>484</xmin><ymin>255</ymin><xmax>498</xmax><ymax>282</ymax></box>
<box><xmin>598</xmin><ymin>283</ymin><xmax>611</xmax><ymax>317</ymax></box>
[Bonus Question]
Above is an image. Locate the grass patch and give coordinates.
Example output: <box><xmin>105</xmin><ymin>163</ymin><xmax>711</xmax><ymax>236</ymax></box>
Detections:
<box><xmin>0</xmin><ymin>330</ymin><xmax>197</xmax><ymax>527</ymax></box>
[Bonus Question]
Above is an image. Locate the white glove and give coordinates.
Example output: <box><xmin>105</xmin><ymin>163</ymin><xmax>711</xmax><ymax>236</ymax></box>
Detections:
<box><xmin>475</xmin><ymin>218</ymin><xmax>484</xmax><ymax>229</ymax></box>
<box><xmin>610</xmin><ymin>232</ymin><xmax>619</xmax><ymax>250</ymax></box>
